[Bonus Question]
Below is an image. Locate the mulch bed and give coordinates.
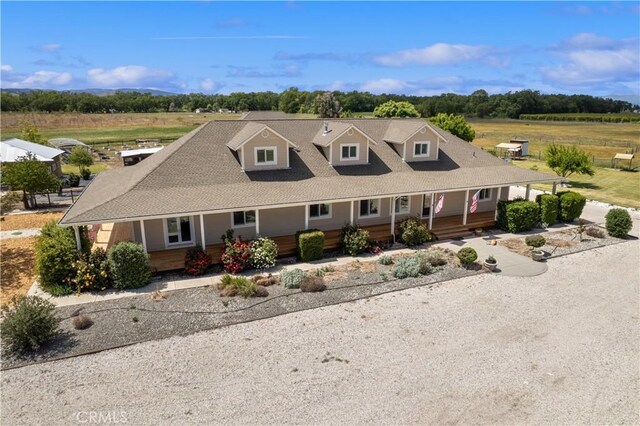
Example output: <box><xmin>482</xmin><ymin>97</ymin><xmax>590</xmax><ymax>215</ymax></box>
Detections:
<box><xmin>1</xmin><ymin>257</ymin><xmax>480</xmax><ymax>370</ymax></box>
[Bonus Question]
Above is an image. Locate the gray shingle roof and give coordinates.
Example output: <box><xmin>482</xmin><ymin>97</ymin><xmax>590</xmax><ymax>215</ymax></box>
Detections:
<box><xmin>240</xmin><ymin>111</ymin><xmax>291</xmax><ymax>120</ymax></box>
<box><xmin>59</xmin><ymin>118</ymin><xmax>562</xmax><ymax>225</ymax></box>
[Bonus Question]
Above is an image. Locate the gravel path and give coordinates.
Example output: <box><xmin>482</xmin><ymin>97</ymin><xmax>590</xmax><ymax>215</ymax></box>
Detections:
<box><xmin>2</xmin><ymin>241</ymin><xmax>638</xmax><ymax>425</ymax></box>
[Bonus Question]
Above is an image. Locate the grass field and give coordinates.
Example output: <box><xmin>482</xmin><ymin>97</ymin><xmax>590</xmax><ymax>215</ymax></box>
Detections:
<box><xmin>0</xmin><ymin>237</ymin><xmax>37</xmax><ymax>305</ymax></box>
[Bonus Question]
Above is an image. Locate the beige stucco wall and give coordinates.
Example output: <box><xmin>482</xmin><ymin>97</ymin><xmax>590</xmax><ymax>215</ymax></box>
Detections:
<box><xmin>260</xmin><ymin>206</ymin><xmax>305</xmax><ymax>237</ymax></box>
<box><xmin>136</xmin><ymin>216</ymin><xmax>202</xmax><ymax>251</ymax></box>
<box><xmin>403</xmin><ymin>127</ymin><xmax>439</xmax><ymax>162</ymax></box>
<box><xmin>308</xmin><ymin>201</ymin><xmax>350</xmax><ymax>231</ymax></box>
<box><xmin>331</xmin><ymin>130</ymin><xmax>369</xmax><ymax>167</ymax></box>
<box><xmin>242</xmin><ymin>130</ymin><xmax>289</xmax><ymax>171</ymax></box>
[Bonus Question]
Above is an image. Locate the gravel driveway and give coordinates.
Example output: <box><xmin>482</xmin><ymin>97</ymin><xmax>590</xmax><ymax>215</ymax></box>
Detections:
<box><xmin>2</xmin><ymin>240</ymin><xmax>638</xmax><ymax>425</ymax></box>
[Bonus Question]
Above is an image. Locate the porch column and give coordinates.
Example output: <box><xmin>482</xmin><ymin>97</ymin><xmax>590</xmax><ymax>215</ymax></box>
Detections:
<box><xmin>495</xmin><ymin>187</ymin><xmax>501</xmax><ymax>220</ymax></box>
<box><xmin>139</xmin><ymin>220</ymin><xmax>148</xmax><ymax>253</ymax></box>
<box><xmin>463</xmin><ymin>189</ymin><xmax>470</xmax><ymax>225</ymax></box>
<box><xmin>199</xmin><ymin>214</ymin><xmax>206</xmax><ymax>250</ymax></box>
<box><xmin>390</xmin><ymin>196</ymin><xmax>396</xmax><ymax>242</ymax></box>
<box><xmin>255</xmin><ymin>209</ymin><xmax>260</xmax><ymax>235</ymax></box>
<box><xmin>73</xmin><ymin>226</ymin><xmax>82</xmax><ymax>251</ymax></box>
<box><xmin>525</xmin><ymin>184</ymin><xmax>531</xmax><ymax>200</ymax></box>
<box><xmin>304</xmin><ymin>204</ymin><xmax>310</xmax><ymax>230</ymax></box>
<box><xmin>552</xmin><ymin>182</ymin><xmax>557</xmax><ymax>195</ymax></box>
<box><xmin>428</xmin><ymin>193</ymin><xmax>435</xmax><ymax>230</ymax></box>
<box><xmin>350</xmin><ymin>201</ymin><xmax>355</xmax><ymax>225</ymax></box>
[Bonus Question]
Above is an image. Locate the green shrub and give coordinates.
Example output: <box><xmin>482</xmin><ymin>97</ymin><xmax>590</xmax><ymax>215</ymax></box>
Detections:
<box><xmin>456</xmin><ymin>247</ymin><xmax>478</xmax><ymax>266</ymax></box>
<box><xmin>0</xmin><ymin>296</ymin><xmax>60</xmax><ymax>354</ymax></box>
<box><xmin>108</xmin><ymin>241</ymin><xmax>152</xmax><ymax>290</ymax></box>
<box><xmin>525</xmin><ymin>235</ymin><xmax>546</xmax><ymax>248</ymax></box>
<box><xmin>300</xmin><ymin>275</ymin><xmax>327</xmax><ymax>292</ymax></box>
<box><xmin>281</xmin><ymin>268</ymin><xmax>306</xmax><ymax>289</ymax></box>
<box><xmin>341</xmin><ymin>224</ymin><xmax>370</xmax><ymax>256</ymax></box>
<box><xmin>557</xmin><ymin>191</ymin><xmax>586</xmax><ymax>222</ymax></box>
<box><xmin>392</xmin><ymin>257</ymin><xmax>421</xmax><ymax>278</ymax></box>
<box><xmin>413</xmin><ymin>251</ymin><xmax>433</xmax><ymax>275</ymax></box>
<box><xmin>66</xmin><ymin>173</ymin><xmax>80</xmax><ymax>187</ymax></box>
<box><xmin>605</xmin><ymin>208</ymin><xmax>632</xmax><ymax>238</ymax></box>
<box><xmin>250</xmin><ymin>237</ymin><xmax>278</xmax><ymax>269</ymax></box>
<box><xmin>423</xmin><ymin>250</ymin><xmax>448</xmax><ymax>267</ymax></box>
<box><xmin>296</xmin><ymin>229</ymin><xmax>324</xmax><ymax>262</ymax></box>
<box><xmin>184</xmin><ymin>247</ymin><xmax>212</xmax><ymax>276</ymax></box>
<box><xmin>218</xmin><ymin>274</ymin><xmax>257</xmax><ymax>298</ymax></box>
<box><xmin>536</xmin><ymin>194</ymin><xmax>559</xmax><ymax>227</ymax></box>
<box><xmin>35</xmin><ymin>221</ymin><xmax>80</xmax><ymax>295</ymax></box>
<box><xmin>378</xmin><ymin>254</ymin><xmax>393</xmax><ymax>265</ymax></box>
<box><xmin>80</xmin><ymin>167</ymin><xmax>91</xmax><ymax>180</ymax></box>
<box><xmin>497</xmin><ymin>200</ymin><xmax>540</xmax><ymax>233</ymax></box>
<box><xmin>397</xmin><ymin>217</ymin><xmax>432</xmax><ymax>247</ymax></box>
<box><xmin>70</xmin><ymin>248</ymin><xmax>111</xmax><ymax>293</ymax></box>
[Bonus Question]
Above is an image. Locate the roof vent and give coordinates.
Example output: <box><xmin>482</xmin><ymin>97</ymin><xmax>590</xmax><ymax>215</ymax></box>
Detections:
<box><xmin>322</xmin><ymin>121</ymin><xmax>329</xmax><ymax>136</ymax></box>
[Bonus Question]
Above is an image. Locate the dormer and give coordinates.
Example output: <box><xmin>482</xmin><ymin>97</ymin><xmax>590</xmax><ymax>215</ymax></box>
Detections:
<box><xmin>384</xmin><ymin>121</ymin><xmax>445</xmax><ymax>162</ymax></box>
<box><xmin>312</xmin><ymin>121</ymin><xmax>376</xmax><ymax>167</ymax></box>
<box><xmin>227</xmin><ymin>122</ymin><xmax>298</xmax><ymax>171</ymax></box>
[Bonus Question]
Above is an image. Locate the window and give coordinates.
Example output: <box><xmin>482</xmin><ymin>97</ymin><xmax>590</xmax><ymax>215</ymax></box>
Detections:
<box><xmin>414</xmin><ymin>141</ymin><xmax>430</xmax><ymax>157</ymax></box>
<box><xmin>232</xmin><ymin>210</ymin><xmax>256</xmax><ymax>227</ymax></box>
<box><xmin>165</xmin><ymin>216</ymin><xmax>193</xmax><ymax>246</ymax></box>
<box><xmin>255</xmin><ymin>147</ymin><xmax>277</xmax><ymax>165</ymax></box>
<box><xmin>340</xmin><ymin>144</ymin><xmax>359</xmax><ymax>161</ymax></box>
<box><xmin>309</xmin><ymin>203</ymin><xmax>331</xmax><ymax>219</ymax></box>
<box><xmin>422</xmin><ymin>194</ymin><xmax>432</xmax><ymax>217</ymax></box>
<box><xmin>478</xmin><ymin>188</ymin><xmax>491</xmax><ymax>201</ymax></box>
<box><xmin>359</xmin><ymin>199</ymin><xmax>380</xmax><ymax>217</ymax></box>
<box><xmin>394</xmin><ymin>196</ymin><xmax>410</xmax><ymax>214</ymax></box>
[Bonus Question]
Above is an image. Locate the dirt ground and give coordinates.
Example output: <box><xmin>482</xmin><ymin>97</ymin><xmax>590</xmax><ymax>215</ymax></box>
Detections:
<box><xmin>0</xmin><ymin>237</ymin><xmax>37</xmax><ymax>305</ymax></box>
<box><xmin>0</xmin><ymin>212</ymin><xmax>63</xmax><ymax>231</ymax></box>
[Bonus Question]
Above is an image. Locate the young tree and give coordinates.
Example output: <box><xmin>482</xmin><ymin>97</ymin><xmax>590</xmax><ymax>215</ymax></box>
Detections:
<box><xmin>68</xmin><ymin>146</ymin><xmax>93</xmax><ymax>173</ymax></box>
<box><xmin>428</xmin><ymin>113</ymin><xmax>476</xmax><ymax>142</ymax></box>
<box><xmin>315</xmin><ymin>92</ymin><xmax>342</xmax><ymax>118</ymax></box>
<box><xmin>373</xmin><ymin>101</ymin><xmax>420</xmax><ymax>118</ymax></box>
<box><xmin>545</xmin><ymin>144</ymin><xmax>595</xmax><ymax>178</ymax></box>
<box><xmin>19</xmin><ymin>122</ymin><xmax>48</xmax><ymax>145</ymax></box>
<box><xmin>1</xmin><ymin>153</ymin><xmax>60</xmax><ymax>209</ymax></box>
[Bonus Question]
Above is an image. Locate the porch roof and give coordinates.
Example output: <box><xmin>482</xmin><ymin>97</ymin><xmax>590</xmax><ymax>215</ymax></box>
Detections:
<box><xmin>59</xmin><ymin>119</ymin><xmax>563</xmax><ymax>226</ymax></box>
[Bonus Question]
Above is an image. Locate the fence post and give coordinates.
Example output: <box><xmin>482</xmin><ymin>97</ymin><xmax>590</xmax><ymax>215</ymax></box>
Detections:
<box><xmin>71</xmin><ymin>189</ymin><xmax>75</xmax><ymax>203</ymax></box>
<box><xmin>47</xmin><ymin>192</ymin><xmax>51</xmax><ymax>206</ymax></box>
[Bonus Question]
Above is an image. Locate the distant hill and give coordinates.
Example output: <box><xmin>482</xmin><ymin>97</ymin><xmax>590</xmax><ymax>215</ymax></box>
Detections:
<box><xmin>2</xmin><ymin>88</ymin><xmax>178</xmax><ymax>96</ymax></box>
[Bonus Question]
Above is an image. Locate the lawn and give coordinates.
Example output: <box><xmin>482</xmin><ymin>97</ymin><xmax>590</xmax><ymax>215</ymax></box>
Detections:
<box><xmin>510</xmin><ymin>158</ymin><xmax>640</xmax><ymax>208</ymax></box>
<box><xmin>61</xmin><ymin>163</ymin><xmax>112</xmax><ymax>175</ymax></box>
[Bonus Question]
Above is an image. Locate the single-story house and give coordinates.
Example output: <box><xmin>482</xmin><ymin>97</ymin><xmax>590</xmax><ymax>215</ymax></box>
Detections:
<box><xmin>0</xmin><ymin>138</ymin><xmax>65</xmax><ymax>177</ymax></box>
<box><xmin>240</xmin><ymin>111</ymin><xmax>291</xmax><ymax>120</ymax></box>
<box><xmin>120</xmin><ymin>147</ymin><xmax>163</xmax><ymax>166</ymax></box>
<box><xmin>49</xmin><ymin>137</ymin><xmax>91</xmax><ymax>153</ymax></box>
<box><xmin>59</xmin><ymin>119</ymin><xmax>562</xmax><ymax>271</ymax></box>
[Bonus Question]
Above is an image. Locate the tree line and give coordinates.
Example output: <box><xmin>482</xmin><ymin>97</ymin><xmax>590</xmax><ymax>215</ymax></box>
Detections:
<box><xmin>1</xmin><ymin>88</ymin><xmax>635</xmax><ymax>118</ymax></box>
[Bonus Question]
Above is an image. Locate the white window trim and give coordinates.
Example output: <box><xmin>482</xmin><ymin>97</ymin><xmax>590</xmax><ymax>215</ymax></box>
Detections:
<box><xmin>340</xmin><ymin>143</ymin><xmax>360</xmax><ymax>161</ymax></box>
<box><xmin>393</xmin><ymin>195</ymin><xmax>411</xmax><ymax>215</ymax></box>
<box><xmin>359</xmin><ymin>198</ymin><xmax>381</xmax><ymax>218</ymax></box>
<box><xmin>163</xmin><ymin>216</ymin><xmax>196</xmax><ymax>248</ymax></box>
<box><xmin>231</xmin><ymin>210</ymin><xmax>257</xmax><ymax>228</ymax></box>
<box><xmin>254</xmin><ymin>146</ymin><xmax>277</xmax><ymax>166</ymax></box>
<box><xmin>478</xmin><ymin>188</ymin><xmax>492</xmax><ymax>202</ymax></box>
<box><xmin>308</xmin><ymin>203</ymin><xmax>332</xmax><ymax>220</ymax></box>
<box><xmin>413</xmin><ymin>141</ymin><xmax>431</xmax><ymax>158</ymax></box>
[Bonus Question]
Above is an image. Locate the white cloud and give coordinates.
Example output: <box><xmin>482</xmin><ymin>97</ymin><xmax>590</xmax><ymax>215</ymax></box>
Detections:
<box><xmin>373</xmin><ymin>43</ymin><xmax>500</xmax><ymax>67</ymax></box>
<box><xmin>33</xmin><ymin>43</ymin><xmax>62</xmax><ymax>52</ymax></box>
<box><xmin>360</xmin><ymin>78</ymin><xmax>413</xmax><ymax>93</ymax></box>
<box><xmin>1</xmin><ymin>64</ymin><xmax>14</xmax><ymax>73</ymax></box>
<box><xmin>87</xmin><ymin>65</ymin><xmax>174</xmax><ymax>87</ymax></box>
<box><xmin>542</xmin><ymin>34</ymin><xmax>639</xmax><ymax>86</ymax></box>
<box><xmin>200</xmin><ymin>78</ymin><xmax>223</xmax><ymax>92</ymax></box>
<box><xmin>1</xmin><ymin>68</ymin><xmax>72</xmax><ymax>88</ymax></box>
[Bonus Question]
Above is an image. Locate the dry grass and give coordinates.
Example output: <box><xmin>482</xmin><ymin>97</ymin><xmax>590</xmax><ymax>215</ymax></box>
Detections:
<box><xmin>0</xmin><ymin>237</ymin><xmax>37</xmax><ymax>305</ymax></box>
<box><xmin>0</xmin><ymin>212</ymin><xmax>63</xmax><ymax>231</ymax></box>
<box><xmin>545</xmin><ymin>238</ymin><xmax>575</xmax><ymax>248</ymax></box>
<box><xmin>497</xmin><ymin>238</ymin><xmax>531</xmax><ymax>256</ymax></box>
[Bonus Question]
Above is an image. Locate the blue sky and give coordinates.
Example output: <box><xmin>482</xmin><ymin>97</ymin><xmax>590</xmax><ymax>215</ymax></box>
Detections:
<box><xmin>1</xmin><ymin>1</ymin><xmax>639</xmax><ymax>96</ymax></box>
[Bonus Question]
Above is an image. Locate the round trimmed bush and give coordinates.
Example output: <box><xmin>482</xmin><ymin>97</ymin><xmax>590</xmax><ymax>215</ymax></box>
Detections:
<box><xmin>605</xmin><ymin>208</ymin><xmax>632</xmax><ymax>238</ymax></box>
<box><xmin>525</xmin><ymin>234</ymin><xmax>546</xmax><ymax>248</ymax></box>
<box><xmin>0</xmin><ymin>296</ymin><xmax>60</xmax><ymax>354</ymax></box>
<box><xmin>108</xmin><ymin>242</ymin><xmax>152</xmax><ymax>290</ymax></box>
<box><xmin>558</xmin><ymin>191</ymin><xmax>587</xmax><ymax>222</ymax></box>
<box><xmin>456</xmin><ymin>247</ymin><xmax>478</xmax><ymax>266</ymax></box>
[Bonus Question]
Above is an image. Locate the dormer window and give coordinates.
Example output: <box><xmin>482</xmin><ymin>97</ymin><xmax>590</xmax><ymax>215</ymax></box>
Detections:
<box><xmin>340</xmin><ymin>144</ymin><xmax>359</xmax><ymax>161</ymax></box>
<box><xmin>414</xmin><ymin>142</ymin><xmax>430</xmax><ymax>157</ymax></box>
<box><xmin>255</xmin><ymin>147</ymin><xmax>277</xmax><ymax>166</ymax></box>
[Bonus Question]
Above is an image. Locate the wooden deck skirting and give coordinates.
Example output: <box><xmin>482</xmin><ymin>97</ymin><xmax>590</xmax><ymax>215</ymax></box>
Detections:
<box><xmin>148</xmin><ymin>211</ymin><xmax>496</xmax><ymax>272</ymax></box>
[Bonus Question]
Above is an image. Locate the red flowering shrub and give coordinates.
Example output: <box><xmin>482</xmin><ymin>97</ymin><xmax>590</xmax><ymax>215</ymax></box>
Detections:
<box><xmin>221</xmin><ymin>238</ymin><xmax>251</xmax><ymax>274</ymax></box>
<box><xmin>185</xmin><ymin>247</ymin><xmax>212</xmax><ymax>276</ymax></box>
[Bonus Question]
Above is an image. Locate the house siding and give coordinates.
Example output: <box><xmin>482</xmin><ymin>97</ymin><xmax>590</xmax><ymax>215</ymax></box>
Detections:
<box><xmin>260</xmin><ymin>206</ymin><xmax>305</xmax><ymax>236</ymax></box>
<box><xmin>242</xmin><ymin>130</ymin><xmax>289</xmax><ymax>171</ymax></box>
<box><xmin>331</xmin><ymin>130</ymin><xmax>369</xmax><ymax>167</ymax></box>
<box><xmin>404</xmin><ymin>127</ymin><xmax>439</xmax><ymax>162</ymax></box>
